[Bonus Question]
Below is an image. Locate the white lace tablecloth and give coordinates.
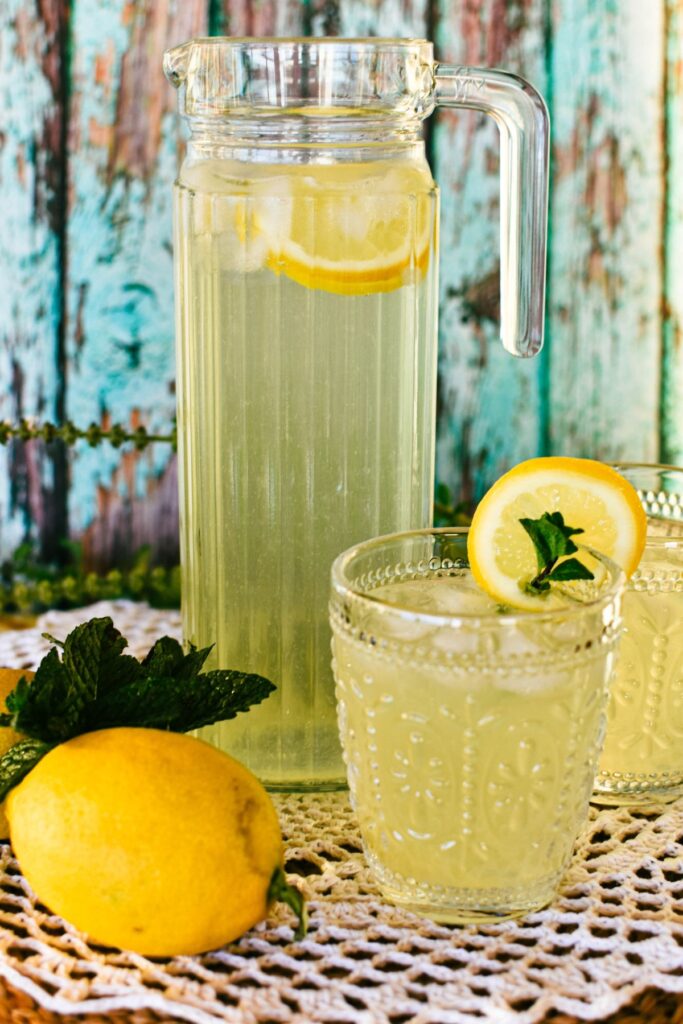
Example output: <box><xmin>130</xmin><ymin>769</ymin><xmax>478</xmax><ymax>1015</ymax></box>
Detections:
<box><xmin>0</xmin><ymin>602</ymin><xmax>682</xmax><ymax>1023</ymax></box>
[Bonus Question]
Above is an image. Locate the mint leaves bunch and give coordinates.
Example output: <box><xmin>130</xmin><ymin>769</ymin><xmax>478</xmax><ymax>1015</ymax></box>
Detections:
<box><xmin>519</xmin><ymin>511</ymin><xmax>595</xmax><ymax>596</ymax></box>
<box><xmin>0</xmin><ymin>617</ymin><xmax>274</xmax><ymax>801</ymax></box>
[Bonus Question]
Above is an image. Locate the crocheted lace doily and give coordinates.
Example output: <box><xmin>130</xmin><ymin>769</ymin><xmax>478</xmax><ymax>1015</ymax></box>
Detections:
<box><xmin>0</xmin><ymin>602</ymin><xmax>682</xmax><ymax>1024</ymax></box>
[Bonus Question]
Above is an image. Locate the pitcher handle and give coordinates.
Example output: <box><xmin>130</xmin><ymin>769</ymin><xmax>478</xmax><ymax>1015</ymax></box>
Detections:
<box><xmin>434</xmin><ymin>66</ymin><xmax>550</xmax><ymax>357</ymax></box>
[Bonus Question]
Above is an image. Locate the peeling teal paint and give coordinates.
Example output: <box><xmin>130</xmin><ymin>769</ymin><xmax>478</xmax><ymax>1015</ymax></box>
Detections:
<box><xmin>1</xmin><ymin>0</ymin><xmax>682</xmax><ymax>568</ymax></box>
<box><xmin>64</xmin><ymin>0</ymin><xmax>205</xmax><ymax>556</ymax></box>
<box><xmin>0</xmin><ymin>0</ymin><xmax>66</xmax><ymax>557</ymax></box>
<box><xmin>433</xmin><ymin>0</ymin><xmax>548</xmax><ymax>506</ymax></box>
<box><xmin>547</xmin><ymin>0</ymin><xmax>663</xmax><ymax>462</ymax></box>
<box><xmin>661</xmin><ymin>0</ymin><xmax>683</xmax><ymax>465</ymax></box>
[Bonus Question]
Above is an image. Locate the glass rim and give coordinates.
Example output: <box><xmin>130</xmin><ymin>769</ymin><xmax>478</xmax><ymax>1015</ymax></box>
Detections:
<box><xmin>179</xmin><ymin>36</ymin><xmax>432</xmax><ymax>49</ymax></box>
<box><xmin>331</xmin><ymin>526</ymin><xmax>625</xmax><ymax>628</ymax></box>
<box><xmin>611</xmin><ymin>461</ymin><xmax>683</xmax><ymax>549</ymax></box>
<box><xmin>611</xmin><ymin>460</ymin><xmax>683</xmax><ymax>474</ymax></box>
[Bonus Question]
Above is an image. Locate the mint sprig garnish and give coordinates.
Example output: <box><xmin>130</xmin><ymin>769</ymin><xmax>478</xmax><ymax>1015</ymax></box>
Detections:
<box><xmin>519</xmin><ymin>511</ymin><xmax>595</xmax><ymax>595</ymax></box>
<box><xmin>0</xmin><ymin>617</ymin><xmax>274</xmax><ymax>800</ymax></box>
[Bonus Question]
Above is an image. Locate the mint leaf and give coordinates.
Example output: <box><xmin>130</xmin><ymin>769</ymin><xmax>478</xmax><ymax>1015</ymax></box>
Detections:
<box><xmin>519</xmin><ymin>511</ymin><xmax>583</xmax><ymax>569</ymax></box>
<box><xmin>5</xmin><ymin>619</ymin><xmax>142</xmax><ymax>743</ymax></box>
<box><xmin>141</xmin><ymin>635</ymin><xmax>212</xmax><ymax>683</ymax></box>
<box><xmin>3</xmin><ymin>617</ymin><xmax>275</xmax><ymax>748</ymax></box>
<box><xmin>546</xmin><ymin>558</ymin><xmax>595</xmax><ymax>582</ymax></box>
<box><xmin>519</xmin><ymin>512</ymin><xmax>595</xmax><ymax>595</ymax></box>
<box><xmin>62</xmin><ymin>618</ymin><xmax>141</xmax><ymax>699</ymax></box>
<box><xmin>0</xmin><ymin>618</ymin><xmax>276</xmax><ymax>800</ymax></box>
<box><xmin>0</xmin><ymin>739</ymin><xmax>53</xmax><ymax>802</ymax></box>
<box><xmin>84</xmin><ymin>667</ymin><xmax>274</xmax><ymax>733</ymax></box>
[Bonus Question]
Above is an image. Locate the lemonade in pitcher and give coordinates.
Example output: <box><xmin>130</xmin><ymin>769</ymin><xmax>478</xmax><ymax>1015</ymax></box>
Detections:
<box><xmin>165</xmin><ymin>38</ymin><xmax>549</xmax><ymax>787</ymax></box>
<box><xmin>174</xmin><ymin>155</ymin><xmax>438</xmax><ymax>785</ymax></box>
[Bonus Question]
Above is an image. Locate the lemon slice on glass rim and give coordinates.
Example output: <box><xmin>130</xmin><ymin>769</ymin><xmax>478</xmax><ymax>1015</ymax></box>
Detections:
<box><xmin>467</xmin><ymin>456</ymin><xmax>647</xmax><ymax>611</ymax></box>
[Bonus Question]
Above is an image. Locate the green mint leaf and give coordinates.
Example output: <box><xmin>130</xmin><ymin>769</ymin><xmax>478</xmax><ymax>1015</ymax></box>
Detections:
<box><xmin>82</xmin><ymin>668</ymin><xmax>275</xmax><ymax>733</ymax></box>
<box><xmin>1</xmin><ymin>617</ymin><xmax>275</xmax><ymax>744</ymax></box>
<box><xmin>546</xmin><ymin>558</ymin><xmax>595</xmax><ymax>582</ymax></box>
<box><xmin>62</xmin><ymin>617</ymin><xmax>141</xmax><ymax>700</ymax></box>
<box><xmin>0</xmin><ymin>739</ymin><xmax>54</xmax><ymax>802</ymax></box>
<box><xmin>141</xmin><ymin>635</ymin><xmax>212</xmax><ymax>683</ymax></box>
<box><xmin>8</xmin><ymin>647</ymin><xmax>80</xmax><ymax>742</ymax></box>
<box><xmin>4</xmin><ymin>674</ymin><xmax>33</xmax><ymax>725</ymax></box>
<box><xmin>8</xmin><ymin>619</ymin><xmax>141</xmax><ymax>743</ymax></box>
<box><xmin>520</xmin><ymin>511</ymin><xmax>595</xmax><ymax>594</ymax></box>
<box><xmin>519</xmin><ymin>516</ymin><xmax>554</xmax><ymax>571</ymax></box>
<box><xmin>520</xmin><ymin>511</ymin><xmax>582</xmax><ymax>569</ymax></box>
<box><xmin>542</xmin><ymin>511</ymin><xmax>585</xmax><ymax>539</ymax></box>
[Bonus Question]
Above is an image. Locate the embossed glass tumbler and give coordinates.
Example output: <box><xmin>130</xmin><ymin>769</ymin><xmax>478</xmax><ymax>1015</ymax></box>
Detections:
<box><xmin>330</xmin><ymin>529</ymin><xmax>624</xmax><ymax>923</ymax></box>
<box><xmin>594</xmin><ymin>464</ymin><xmax>683</xmax><ymax>805</ymax></box>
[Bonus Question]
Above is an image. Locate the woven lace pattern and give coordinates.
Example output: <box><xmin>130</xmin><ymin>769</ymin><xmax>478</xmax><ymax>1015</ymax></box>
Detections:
<box><xmin>0</xmin><ymin>602</ymin><xmax>682</xmax><ymax>1023</ymax></box>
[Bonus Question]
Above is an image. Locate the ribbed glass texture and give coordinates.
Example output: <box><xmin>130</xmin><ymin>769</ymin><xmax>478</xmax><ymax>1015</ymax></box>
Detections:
<box><xmin>173</xmin><ymin>149</ymin><xmax>438</xmax><ymax>788</ymax></box>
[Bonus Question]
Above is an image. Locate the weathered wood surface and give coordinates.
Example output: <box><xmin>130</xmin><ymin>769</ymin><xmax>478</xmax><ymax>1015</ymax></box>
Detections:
<box><xmin>547</xmin><ymin>0</ymin><xmax>664</xmax><ymax>464</ymax></box>
<box><xmin>662</xmin><ymin>0</ymin><xmax>683</xmax><ymax>465</ymax></box>
<box><xmin>0</xmin><ymin>0</ymin><xmax>68</xmax><ymax>562</ymax></box>
<box><xmin>1</xmin><ymin>0</ymin><xmax>681</xmax><ymax>567</ymax></box>
<box><xmin>66</xmin><ymin>0</ymin><xmax>205</xmax><ymax>565</ymax></box>
<box><xmin>433</xmin><ymin>0</ymin><xmax>548</xmax><ymax>507</ymax></box>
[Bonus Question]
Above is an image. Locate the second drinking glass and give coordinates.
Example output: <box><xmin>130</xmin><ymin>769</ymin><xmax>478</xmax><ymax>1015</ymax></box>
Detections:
<box><xmin>594</xmin><ymin>464</ymin><xmax>683</xmax><ymax>805</ymax></box>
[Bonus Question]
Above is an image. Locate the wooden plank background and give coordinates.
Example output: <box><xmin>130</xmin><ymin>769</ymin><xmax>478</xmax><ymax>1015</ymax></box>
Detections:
<box><xmin>0</xmin><ymin>0</ymin><xmax>680</xmax><ymax>569</ymax></box>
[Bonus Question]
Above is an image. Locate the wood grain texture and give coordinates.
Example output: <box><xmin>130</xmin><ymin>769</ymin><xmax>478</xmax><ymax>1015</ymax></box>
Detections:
<box><xmin>662</xmin><ymin>0</ymin><xmax>683</xmax><ymax>464</ymax></box>
<box><xmin>219</xmin><ymin>0</ymin><xmax>305</xmax><ymax>35</ymax></box>
<box><xmin>433</xmin><ymin>0</ymin><xmax>548</xmax><ymax>507</ymax></box>
<box><xmin>65</xmin><ymin>0</ymin><xmax>205</xmax><ymax>567</ymax></box>
<box><xmin>547</xmin><ymin>0</ymin><xmax>664</xmax><ymax>462</ymax></box>
<box><xmin>0</xmin><ymin>0</ymin><xmax>69</xmax><ymax>563</ymax></box>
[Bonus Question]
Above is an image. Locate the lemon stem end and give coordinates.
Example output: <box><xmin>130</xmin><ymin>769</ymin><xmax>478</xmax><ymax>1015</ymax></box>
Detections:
<box><xmin>268</xmin><ymin>865</ymin><xmax>308</xmax><ymax>939</ymax></box>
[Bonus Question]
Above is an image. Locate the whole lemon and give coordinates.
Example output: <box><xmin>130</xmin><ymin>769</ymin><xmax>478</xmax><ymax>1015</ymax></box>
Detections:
<box><xmin>7</xmin><ymin>727</ymin><xmax>285</xmax><ymax>956</ymax></box>
<box><xmin>0</xmin><ymin>668</ymin><xmax>34</xmax><ymax>839</ymax></box>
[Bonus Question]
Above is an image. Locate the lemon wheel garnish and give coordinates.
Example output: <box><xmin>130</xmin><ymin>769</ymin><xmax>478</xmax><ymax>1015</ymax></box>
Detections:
<box><xmin>467</xmin><ymin>457</ymin><xmax>647</xmax><ymax>611</ymax></box>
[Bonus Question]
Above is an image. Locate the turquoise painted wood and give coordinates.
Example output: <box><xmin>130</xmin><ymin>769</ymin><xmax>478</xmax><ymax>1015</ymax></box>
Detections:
<box><xmin>0</xmin><ymin>0</ymin><xmax>68</xmax><ymax>561</ymax></box>
<box><xmin>65</xmin><ymin>0</ymin><xmax>205</xmax><ymax>565</ymax></box>
<box><xmin>662</xmin><ymin>0</ymin><xmax>683</xmax><ymax>465</ymax></box>
<box><xmin>1</xmin><ymin>0</ymin><xmax>682</xmax><ymax>568</ymax></box>
<box><xmin>433</xmin><ymin>0</ymin><xmax>548</xmax><ymax>507</ymax></box>
<box><xmin>547</xmin><ymin>0</ymin><xmax>664</xmax><ymax>464</ymax></box>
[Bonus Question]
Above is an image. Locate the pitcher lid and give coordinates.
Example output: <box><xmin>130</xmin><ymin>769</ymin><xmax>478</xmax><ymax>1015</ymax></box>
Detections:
<box><xmin>163</xmin><ymin>37</ymin><xmax>436</xmax><ymax>120</ymax></box>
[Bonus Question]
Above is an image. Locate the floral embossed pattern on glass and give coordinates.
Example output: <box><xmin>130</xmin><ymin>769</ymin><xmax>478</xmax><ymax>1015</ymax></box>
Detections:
<box><xmin>595</xmin><ymin>464</ymin><xmax>683</xmax><ymax>805</ymax></box>
<box><xmin>330</xmin><ymin>529</ymin><xmax>624</xmax><ymax>924</ymax></box>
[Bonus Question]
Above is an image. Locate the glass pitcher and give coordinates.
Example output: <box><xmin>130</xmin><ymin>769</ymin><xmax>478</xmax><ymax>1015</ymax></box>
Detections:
<box><xmin>164</xmin><ymin>38</ymin><xmax>549</xmax><ymax>789</ymax></box>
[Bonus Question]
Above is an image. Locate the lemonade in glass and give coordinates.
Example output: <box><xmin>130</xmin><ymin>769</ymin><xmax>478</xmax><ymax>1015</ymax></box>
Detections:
<box><xmin>595</xmin><ymin>464</ymin><xmax>683</xmax><ymax>804</ymax></box>
<box><xmin>330</xmin><ymin>528</ymin><xmax>624</xmax><ymax>923</ymax></box>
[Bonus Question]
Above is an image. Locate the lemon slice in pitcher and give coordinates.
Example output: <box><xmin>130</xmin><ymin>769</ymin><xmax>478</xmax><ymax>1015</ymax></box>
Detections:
<box><xmin>266</xmin><ymin>161</ymin><xmax>435</xmax><ymax>296</ymax></box>
<box><xmin>467</xmin><ymin>456</ymin><xmax>647</xmax><ymax>610</ymax></box>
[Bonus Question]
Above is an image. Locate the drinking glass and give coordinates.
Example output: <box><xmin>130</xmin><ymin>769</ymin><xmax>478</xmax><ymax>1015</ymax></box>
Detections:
<box><xmin>330</xmin><ymin>529</ymin><xmax>624</xmax><ymax>923</ymax></box>
<box><xmin>594</xmin><ymin>464</ymin><xmax>683</xmax><ymax>805</ymax></box>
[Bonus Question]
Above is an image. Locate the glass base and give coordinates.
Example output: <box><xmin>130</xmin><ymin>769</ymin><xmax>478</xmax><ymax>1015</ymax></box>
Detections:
<box><xmin>593</xmin><ymin>770</ymin><xmax>683</xmax><ymax>806</ymax></box>
<box><xmin>367</xmin><ymin>850</ymin><xmax>560</xmax><ymax>925</ymax></box>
